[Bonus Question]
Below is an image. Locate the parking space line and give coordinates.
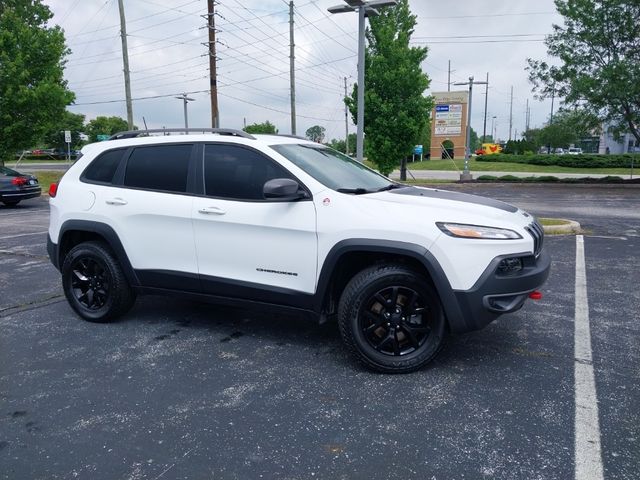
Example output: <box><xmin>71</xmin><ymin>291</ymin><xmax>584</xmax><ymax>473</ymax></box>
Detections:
<box><xmin>574</xmin><ymin>235</ymin><xmax>604</xmax><ymax>480</ymax></box>
<box><xmin>0</xmin><ymin>231</ymin><xmax>48</xmax><ymax>240</ymax></box>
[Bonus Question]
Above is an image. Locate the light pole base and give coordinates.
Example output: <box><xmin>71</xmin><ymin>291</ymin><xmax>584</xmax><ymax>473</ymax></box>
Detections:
<box><xmin>459</xmin><ymin>171</ymin><xmax>473</xmax><ymax>182</ymax></box>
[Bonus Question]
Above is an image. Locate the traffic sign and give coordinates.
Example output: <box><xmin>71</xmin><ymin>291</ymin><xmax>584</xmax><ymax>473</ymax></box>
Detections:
<box><xmin>64</xmin><ymin>130</ymin><xmax>71</xmax><ymax>143</ymax></box>
<box><xmin>413</xmin><ymin>145</ymin><xmax>423</xmax><ymax>155</ymax></box>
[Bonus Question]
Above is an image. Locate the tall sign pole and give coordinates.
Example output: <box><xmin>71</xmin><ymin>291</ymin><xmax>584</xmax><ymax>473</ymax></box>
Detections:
<box><xmin>344</xmin><ymin>76</ymin><xmax>349</xmax><ymax>155</ymax></box>
<box><xmin>117</xmin><ymin>0</ymin><xmax>133</xmax><ymax>129</ymax></box>
<box><xmin>482</xmin><ymin>72</ymin><xmax>489</xmax><ymax>141</ymax></box>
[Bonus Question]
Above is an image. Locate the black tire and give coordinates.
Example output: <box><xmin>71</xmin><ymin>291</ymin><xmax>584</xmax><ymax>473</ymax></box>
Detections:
<box><xmin>338</xmin><ymin>264</ymin><xmax>446</xmax><ymax>373</ymax></box>
<box><xmin>2</xmin><ymin>200</ymin><xmax>20</xmax><ymax>206</ymax></box>
<box><xmin>61</xmin><ymin>241</ymin><xmax>136</xmax><ymax>323</ymax></box>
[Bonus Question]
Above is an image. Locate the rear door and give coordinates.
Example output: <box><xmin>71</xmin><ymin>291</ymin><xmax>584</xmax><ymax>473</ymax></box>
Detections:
<box><xmin>87</xmin><ymin>144</ymin><xmax>199</xmax><ymax>291</ymax></box>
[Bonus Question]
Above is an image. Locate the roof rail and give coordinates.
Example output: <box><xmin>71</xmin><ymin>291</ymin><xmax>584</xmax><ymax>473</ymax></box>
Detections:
<box><xmin>271</xmin><ymin>134</ymin><xmax>308</xmax><ymax>140</ymax></box>
<box><xmin>108</xmin><ymin>128</ymin><xmax>256</xmax><ymax>140</ymax></box>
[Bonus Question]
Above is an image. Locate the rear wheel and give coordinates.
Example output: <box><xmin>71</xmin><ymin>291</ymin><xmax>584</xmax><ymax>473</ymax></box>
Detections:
<box><xmin>61</xmin><ymin>241</ymin><xmax>136</xmax><ymax>322</ymax></box>
<box><xmin>338</xmin><ymin>264</ymin><xmax>446</xmax><ymax>373</ymax></box>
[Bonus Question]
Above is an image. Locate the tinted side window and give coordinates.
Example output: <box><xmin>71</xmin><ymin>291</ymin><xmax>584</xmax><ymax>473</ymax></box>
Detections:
<box><xmin>82</xmin><ymin>148</ymin><xmax>126</xmax><ymax>184</ymax></box>
<box><xmin>204</xmin><ymin>144</ymin><xmax>293</xmax><ymax>200</ymax></box>
<box><xmin>124</xmin><ymin>145</ymin><xmax>191</xmax><ymax>193</ymax></box>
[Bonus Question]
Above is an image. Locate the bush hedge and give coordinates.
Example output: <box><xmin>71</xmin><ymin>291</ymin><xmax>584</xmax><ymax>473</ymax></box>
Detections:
<box><xmin>476</xmin><ymin>175</ymin><xmax>640</xmax><ymax>184</ymax></box>
<box><xmin>476</xmin><ymin>153</ymin><xmax>639</xmax><ymax>168</ymax></box>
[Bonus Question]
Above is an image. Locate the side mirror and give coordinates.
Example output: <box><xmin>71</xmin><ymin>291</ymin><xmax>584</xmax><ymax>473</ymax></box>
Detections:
<box><xmin>263</xmin><ymin>178</ymin><xmax>307</xmax><ymax>200</ymax></box>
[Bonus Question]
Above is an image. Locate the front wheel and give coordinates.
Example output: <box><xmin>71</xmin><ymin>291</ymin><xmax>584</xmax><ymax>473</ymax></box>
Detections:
<box><xmin>338</xmin><ymin>264</ymin><xmax>446</xmax><ymax>373</ymax></box>
<box><xmin>61</xmin><ymin>241</ymin><xmax>136</xmax><ymax>322</ymax></box>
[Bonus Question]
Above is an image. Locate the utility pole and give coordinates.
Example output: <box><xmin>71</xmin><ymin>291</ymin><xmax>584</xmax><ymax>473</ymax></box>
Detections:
<box><xmin>448</xmin><ymin>60</ymin><xmax>451</xmax><ymax>92</ymax></box>
<box><xmin>525</xmin><ymin>98</ymin><xmax>530</xmax><ymax>132</ymax></box>
<box><xmin>206</xmin><ymin>0</ymin><xmax>219</xmax><ymax>128</ymax></box>
<box><xmin>482</xmin><ymin>72</ymin><xmax>489</xmax><ymax>142</ymax></box>
<box><xmin>117</xmin><ymin>0</ymin><xmax>133</xmax><ymax>129</ymax></box>
<box><xmin>509</xmin><ymin>85</ymin><xmax>514</xmax><ymax>141</ymax></box>
<box><xmin>289</xmin><ymin>1</ymin><xmax>297</xmax><ymax>135</ymax></box>
<box><xmin>344</xmin><ymin>76</ymin><xmax>349</xmax><ymax>155</ymax></box>
<box><xmin>454</xmin><ymin>75</ymin><xmax>488</xmax><ymax>181</ymax></box>
<box><xmin>175</xmin><ymin>93</ymin><xmax>194</xmax><ymax>129</ymax></box>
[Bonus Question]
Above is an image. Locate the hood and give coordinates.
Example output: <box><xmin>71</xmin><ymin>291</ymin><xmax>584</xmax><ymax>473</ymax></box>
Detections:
<box><xmin>357</xmin><ymin>186</ymin><xmax>533</xmax><ymax>228</ymax></box>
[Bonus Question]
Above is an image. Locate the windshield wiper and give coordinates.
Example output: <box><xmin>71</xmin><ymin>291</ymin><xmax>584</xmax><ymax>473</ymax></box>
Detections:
<box><xmin>377</xmin><ymin>183</ymin><xmax>404</xmax><ymax>192</ymax></box>
<box><xmin>336</xmin><ymin>187</ymin><xmax>371</xmax><ymax>195</ymax></box>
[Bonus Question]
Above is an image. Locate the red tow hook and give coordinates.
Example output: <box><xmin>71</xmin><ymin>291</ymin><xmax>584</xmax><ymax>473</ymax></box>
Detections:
<box><xmin>529</xmin><ymin>291</ymin><xmax>543</xmax><ymax>300</ymax></box>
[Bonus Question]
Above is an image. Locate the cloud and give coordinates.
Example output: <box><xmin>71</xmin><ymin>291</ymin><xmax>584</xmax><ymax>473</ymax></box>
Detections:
<box><xmin>48</xmin><ymin>0</ymin><xmax>562</xmax><ymax>141</ymax></box>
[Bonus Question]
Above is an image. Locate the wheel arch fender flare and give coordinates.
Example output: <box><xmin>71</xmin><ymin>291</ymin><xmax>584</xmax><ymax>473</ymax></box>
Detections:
<box><xmin>57</xmin><ymin>220</ymin><xmax>139</xmax><ymax>286</ymax></box>
<box><xmin>314</xmin><ymin>239</ymin><xmax>464</xmax><ymax>328</ymax></box>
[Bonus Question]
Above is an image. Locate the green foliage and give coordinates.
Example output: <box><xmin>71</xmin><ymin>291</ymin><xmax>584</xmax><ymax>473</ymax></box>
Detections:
<box><xmin>85</xmin><ymin>116</ymin><xmax>132</xmax><ymax>142</ymax></box>
<box><xmin>0</xmin><ymin>0</ymin><xmax>75</xmax><ymax>164</ymax></box>
<box><xmin>502</xmin><ymin>138</ymin><xmax>540</xmax><ymax>155</ymax></box>
<box><xmin>305</xmin><ymin>125</ymin><xmax>326</xmax><ymax>143</ymax></box>
<box><xmin>243</xmin><ymin>121</ymin><xmax>278</xmax><ymax>134</ymax></box>
<box><xmin>328</xmin><ymin>138</ymin><xmax>346</xmax><ymax>153</ymax></box>
<box><xmin>42</xmin><ymin>111</ymin><xmax>85</xmax><ymax>149</ymax></box>
<box><xmin>345</xmin><ymin>0</ymin><xmax>432</xmax><ymax>175</ymax></box>
<box><xmin>527</xmin><ymin>0</ymin><xmax>640</xmax><ymax>144</ymax></box>
<box><xmin>469</xmin><ymin>127</ymin><xmax>480</xmax><ymax>152</ymax></box>
<box><xmin>477</xmin><ymin>174</ymin><xmax>633</xmax><ymax>184</ymax></box>
<box><xmin>477</xmin><ymin>153</ymin><xmax>639</xmax><ymax>168</ymax></box>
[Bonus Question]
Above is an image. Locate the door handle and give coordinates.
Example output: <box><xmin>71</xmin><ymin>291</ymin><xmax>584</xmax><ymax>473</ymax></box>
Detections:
<box><xmin>105</xmin><ymin>198</ymin><xmax>128</xmax><ymax>206</ymax></box>
<box><xmin>198</xmin><ymin>206</ymin><xmax>226</xmax><ymax>215</ymax></box>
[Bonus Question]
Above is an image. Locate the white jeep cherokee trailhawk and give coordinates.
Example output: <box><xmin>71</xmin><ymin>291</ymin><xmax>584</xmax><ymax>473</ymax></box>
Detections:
<box><xmin>48</xmin><ymin>128</ymin><xmax>550</xmax><ymax>373</ymax></box>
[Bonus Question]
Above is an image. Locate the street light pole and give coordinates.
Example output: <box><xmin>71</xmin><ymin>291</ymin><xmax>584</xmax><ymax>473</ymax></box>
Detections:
<box><xmin>328</xmin><ymin>0</ymin><xmax>398</xmax><ymax>163</ymax></box>
<box><xmin>175</xmin><ymin>93</ymin><xmax>195</xmax><ymax>129</ymax></box>
<box><xmin>454</xmin><ymin>75</ymin><xmax>488</xmax><ymax>181</ymax></box>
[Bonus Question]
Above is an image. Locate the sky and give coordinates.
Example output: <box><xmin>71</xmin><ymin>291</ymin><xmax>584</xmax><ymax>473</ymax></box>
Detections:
<box><xmin>45</xmin><ymin>0</ymin><xmax>564</xmax><ymax>143</ymax></box>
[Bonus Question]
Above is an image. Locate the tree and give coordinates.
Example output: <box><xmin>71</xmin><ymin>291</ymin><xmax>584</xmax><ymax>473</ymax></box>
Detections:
<box><xmin>328</xmin><ymin>138</ymin><xmax>346</xmax><ymax>153</ymax></box>
<box><xmin>470</xmin><ymin>127</ymin><xmax>480</xmax><ymax>152</ymax></box>
<box><xmin>527</xmin><ymin>0</ymin><xmax>640</xmax><ymax>144</ymax></box>
<box><xmin>243</xmin><ymin>121</ymin><xmax>278</xmax><ymax>134</ymax></box>
<box><xmin>305</xmin><ymin>125</ymin><xmax>326</xmax><ymax>143</ymax></box>
<box><xmin>345</xmin><ymin>0</ymin><xmax>432</xmax><ymax>175</ymax></box>
<box><xmin>43</xmin><ymin>111</ymin><xmax>85</xmax><ymax>150</ymax></box>
<box><xmin>0</xmin><ymin>0</ymin><xmax>74</xmax><ymax>164</ymax></box>
<box><xmin>85</xmin><ymin>116</ymin><xmax>131</xmax><ymax>142</ymax></box>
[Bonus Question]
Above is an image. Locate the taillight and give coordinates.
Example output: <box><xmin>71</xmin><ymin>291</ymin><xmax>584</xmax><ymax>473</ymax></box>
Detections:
<box><xmin>49</xmin><ymin>183</ymin><xmax>58</xmax><ymax>197</ymax></box>
<box><xmin>11</xmin><ymin>176</ymin><xmax>28</xmax><ymax>186</ymax></box>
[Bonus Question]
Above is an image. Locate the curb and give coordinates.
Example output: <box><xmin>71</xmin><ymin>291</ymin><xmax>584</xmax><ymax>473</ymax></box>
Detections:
<box><xmin>541</xmin><ymin>219</ymin><xmax>582</xmax><ymax>235</ymax></box>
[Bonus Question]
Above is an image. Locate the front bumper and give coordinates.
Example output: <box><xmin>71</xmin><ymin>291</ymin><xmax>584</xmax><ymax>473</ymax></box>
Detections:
<box><xmin>446</xmin><ymin>249</ymin><xmax>551</xmax><ymax>333</ymax></box>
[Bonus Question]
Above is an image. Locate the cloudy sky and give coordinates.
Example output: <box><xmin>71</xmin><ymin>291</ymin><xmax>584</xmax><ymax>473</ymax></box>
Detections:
<box><xmin>46</xmin><ymin>0</ymin><xmax>563</xmax><ymax>142</ymax></box>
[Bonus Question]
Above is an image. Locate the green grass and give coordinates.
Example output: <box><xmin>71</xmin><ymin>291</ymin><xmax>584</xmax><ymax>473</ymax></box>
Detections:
<box><xmin>538</xmin><ymin>218</ymin><xmax>571</xmax><ymax>226</ymax></box>
<box><xmin>404</xmin><ymin>158</ymin><xmax>635</xmax><ymax>175</ymax></box>
<box><xmin>32</xmin><ymin>171</ymin><xmax>64</xmax><ymax>193</ymax></box>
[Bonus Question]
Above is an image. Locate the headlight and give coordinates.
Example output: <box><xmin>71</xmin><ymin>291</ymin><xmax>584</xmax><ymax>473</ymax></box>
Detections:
<box><xmin>436</xmin><ymin>222</ymin><xmax>522</xmax><ymax>240</ymax></box>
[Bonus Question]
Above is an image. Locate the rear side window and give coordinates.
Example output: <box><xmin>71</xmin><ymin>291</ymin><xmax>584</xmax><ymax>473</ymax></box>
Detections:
<box><xmin>204</xmin><ymin>144</ymin><xmax>293</xmax><ymax>200</ymax></box>
<box><xmin>82</xmin><ymin>148</ymin><xmax>126</xmax><ymax>184</ymax></box>
<box><xmin>124</xmin><ymin>144</ymin><xmax>192</xmax><ymax>193</ymax></box>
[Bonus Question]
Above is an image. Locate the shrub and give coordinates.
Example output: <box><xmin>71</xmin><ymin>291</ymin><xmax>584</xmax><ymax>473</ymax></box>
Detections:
<box><xmin>476</xmin><ymin>153</ymin><xmax>639</xmax><ymax>168</ymax></box>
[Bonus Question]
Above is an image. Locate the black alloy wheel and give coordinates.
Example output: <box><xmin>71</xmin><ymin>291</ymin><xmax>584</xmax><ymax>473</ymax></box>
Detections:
<box><xmin>69</xmin><ymin>257</ymin><xmax>111</xmax><ymax>311</ymax></box>
<box><xmin>359</xmin><ymin>285</ymin><xmax>431</xmax><ymax>356</ymax></box>
<box><xmin>61</xmin><ymin>241</ymin><xmax>136</xmax><ymax>322</ymax></box>
<box><xmin>338</xmin><ymin>264</ymin><xmax>446</xmax><ymax>373</ymax></box>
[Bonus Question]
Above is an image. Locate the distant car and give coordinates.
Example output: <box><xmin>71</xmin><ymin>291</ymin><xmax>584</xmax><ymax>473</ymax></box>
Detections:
<box><xmin>553</xmin><ymin>148</ymin><xmax>565</xmax><ymax>155</ymax></box>
<box><xmin>0</xmin><ymin>166</ymin><xmax>41</xmax><ymax>206</ymax></box>
<box><xmin>567</xmin><ymin>147</ymin><xmax>583</xmax><ymax>155</ymax></box>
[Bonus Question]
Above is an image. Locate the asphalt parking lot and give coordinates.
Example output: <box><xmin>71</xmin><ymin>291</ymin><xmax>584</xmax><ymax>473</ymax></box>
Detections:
<box><xmin>1</xmin><ymin>185</ymin><xmax>638</xmax><ymax>480</ymax></box>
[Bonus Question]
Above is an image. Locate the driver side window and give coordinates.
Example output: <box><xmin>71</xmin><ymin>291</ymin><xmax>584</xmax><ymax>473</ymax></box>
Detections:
<box><xmin>203</xmin><ymin>144</ymin><xmax>293</xmax><ymax>200</ymax></box>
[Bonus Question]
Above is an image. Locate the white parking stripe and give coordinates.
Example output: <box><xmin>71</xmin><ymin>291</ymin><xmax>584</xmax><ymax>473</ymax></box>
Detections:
<box><xmin>575</xmin><ymin>235</ymin><xmax>604</xmax><ymax>480</ymax></box>
<box><xmin>0</xmin><ymin>231</ymin><xmax>48</xmax><ymax>240</ymax></box>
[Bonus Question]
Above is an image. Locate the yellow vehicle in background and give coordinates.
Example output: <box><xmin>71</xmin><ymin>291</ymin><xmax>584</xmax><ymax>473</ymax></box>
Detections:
<box><xmin>475</xmin><ymin>143</ymin><xmax>503</xmax><ymax>155</ymax></box>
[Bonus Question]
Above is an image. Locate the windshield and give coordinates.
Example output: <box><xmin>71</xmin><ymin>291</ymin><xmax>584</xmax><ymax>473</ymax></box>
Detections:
<box><xmin>1</xmin><ymin>167</ymin><xmax>20</xmax><ymax>176</ymax></box>
<box><xmin>270</xmin><ymin>144</ymin><xmax>394</xmax><ymax>193</ymax></box>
